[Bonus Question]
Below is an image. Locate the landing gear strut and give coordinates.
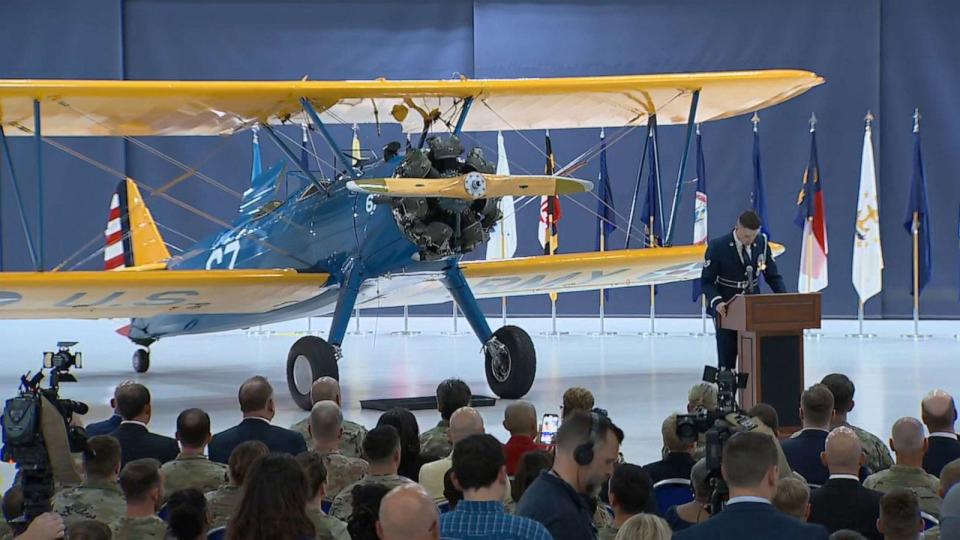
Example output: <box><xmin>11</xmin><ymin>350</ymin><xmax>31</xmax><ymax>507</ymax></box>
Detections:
<box><xmin>286</xmin><ymin>336</ymin><xmax>340</xmax><ymax>411</ymax></box>
<box><xmin>484</xmin><ymin>326</ymin><xmax>536</xmax><ymax>399</ymax></box>
<box><xmin>132</xmin><ymin>348</ymin><xmax>150</xmax><ymax>373</ymax></box>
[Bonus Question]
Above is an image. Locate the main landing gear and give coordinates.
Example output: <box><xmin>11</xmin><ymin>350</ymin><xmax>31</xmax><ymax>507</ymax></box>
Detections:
<box><xmin>132</xmin><ymin>348</ymin><xmax>150</xmax><ymax>373</ymax></box>
<box><xmin>483</xmin><ymin>325</ymin><xmax>537</xmax><ymax>399</ymax></box>
<box><xmin>286</xmin><ymin>335</ymin><xmax>340</xmax><ymax>410</ymax></box>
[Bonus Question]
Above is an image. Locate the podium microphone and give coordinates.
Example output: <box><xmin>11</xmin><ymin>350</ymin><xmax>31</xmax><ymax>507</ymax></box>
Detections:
<box><xmin>745</xmin><ymin>265</ymin><xmax>755</xmax><ymax>294</ymax></box>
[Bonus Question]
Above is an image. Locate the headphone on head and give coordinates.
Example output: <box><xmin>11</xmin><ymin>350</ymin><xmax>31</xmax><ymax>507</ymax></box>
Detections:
<box><xmin>573</xmin><ymin>412</ymin><xmax>601</xmax><ymax>466</ymax></box>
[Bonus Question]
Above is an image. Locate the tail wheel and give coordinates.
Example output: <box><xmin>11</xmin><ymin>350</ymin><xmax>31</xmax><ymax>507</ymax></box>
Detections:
<box><xmin>286</xmin><ymin>336</ymin><xmax>340</xmax><ymax>411</ymax></box>
<box><xmin>132</xmin><ymin>348</ymin><xmax>150</xmax><ymax>373</ymax></box>
<box><xmin>484</xmin><ymin>325</ymin><xmax>536</xmax><ymax>399</ymax></box>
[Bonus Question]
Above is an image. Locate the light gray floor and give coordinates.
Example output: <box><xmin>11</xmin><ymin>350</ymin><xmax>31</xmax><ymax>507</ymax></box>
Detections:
<box><xmin>0</xmin><ymin>315</ymin><xmax>957</xmax><ymax>491</ymax></box>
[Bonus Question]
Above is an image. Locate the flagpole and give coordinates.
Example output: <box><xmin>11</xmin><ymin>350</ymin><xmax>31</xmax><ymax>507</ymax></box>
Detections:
<box><xmin>443</xmin><ymin>302</ymin><xmax>466</xmax><ymax>336</ymax></box>
<box><xmin>847</xmin><ymin>111</ymin><xmax>878</xmax><ymax>340</ymax></box>
<box><xmin>589</xmin><ymin>229</ymin><xmax>616</xmax><ymax>337</ymax></box>
<box><xmin>392</xmin><ymin>304</ymin><xmax>421</xmax><ymax>336</ymax></box>
<box><xmin>902</xmin><ymin>109</ymin><xmax>931</xmax><ymax>341</ymax></box>
<box><xmin>803</xmin><ymin>114</ymin><xmax>822</xmax><ymax>339</ymax></box>
<box><xmin>640</xmin><ymin>216</ymin><xmax>667</xmax><ymax>337</ymax></box>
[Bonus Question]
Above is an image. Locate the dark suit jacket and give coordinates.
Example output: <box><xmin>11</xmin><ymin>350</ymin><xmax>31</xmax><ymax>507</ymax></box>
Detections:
<box><xmin>673</xmin><ymin>501</ymin><xmax>828</xmax><ymax>540</ymax></box>
<box><xmin>110</xmin><ymin>422</ymin><xmax>180</xmax><ymax>467</ymax></box>
<box><xmin>643</xmin><ymin>452</ymin><xmax>696</xmax><ymax>485</ymax></box>
<box><xmin>85</xmin><ymin>414</ymin><xmax>122</xmax><ymax>437</ymax></box>
<box><xmin>808</xmin><ymin>477</ymin><xmax>883</xmax><ymax>540</ymax></box>
<box><xmin>780</xmin><ymin>429</ymin><xmax>830</xmax><ymax>486</ymax></box>
<box><xmin>923</xmin><ymin>435</ymin><xmax>960</xmax><ymax>477</ymax></box>
<box><xmin>701</xmin><ymin>232</ymin><xmax>786</xmax><ymax>316</ymax></box>
<box><xmin>208</xmin><ymin>417</ymin><xmax>307</xmax><ymax>464</ymax></box>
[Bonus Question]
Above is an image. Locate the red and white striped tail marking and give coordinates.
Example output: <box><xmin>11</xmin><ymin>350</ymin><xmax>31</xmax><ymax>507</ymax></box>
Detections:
<box><xmin>104</xmin><ymin>186</ymin><xmax>132</xmax><ymax>270</ymax></box>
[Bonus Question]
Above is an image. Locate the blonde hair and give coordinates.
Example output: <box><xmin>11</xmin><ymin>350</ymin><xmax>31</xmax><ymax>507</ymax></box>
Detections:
<box><xmin>614</xmin><ymin>514</ymin><xmax>672</xmax><ymax>540</ymax></box>
<box><xmin>772</xmin><ymin>476</ymin><xmax>810</xmax><ymax>520</ymax></box>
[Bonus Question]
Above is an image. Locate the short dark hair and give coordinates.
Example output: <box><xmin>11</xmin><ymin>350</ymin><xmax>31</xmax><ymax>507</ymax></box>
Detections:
<box><xmin>166</xmin><ymin>488</ymin><xmax>207</xmax><ymax>540</ymax></box>
<box><xmin>238</xmin><ymin>376</ymin><xmax>273</xmax><ymax>413</ymax></box>
<box><xmin>721</xmin><ymin>431</ymin><xmax>778</xmax><ymax>488</ymax></box>
<box><xmin>608</xmin><ymin>464</ymin><xmax>653</xmax><ymax>515</ymax></box>
<box><xmin>176</xmin><ymin>408</ymin><xmax>211</xmax><ymax>447</ymax></box>
<box><xmin>228</xmin><ymin>440</ymin><xmax>269</xmax><ymax>486</ymax></box>
<box><xmin>821</xmin><ymin>373</ymin><xmax>855</xmax><ymax>413</ymax></box>
<box><xmin>829</xmin><ymin>530</ymin><xmax>867</xmax><ymax>540</ymax></box>
<box><xmin>67</xmin><ymin>519</ymin><xmax>112</xmax><ymax>540</ymax></box>
<box><xmin>879</xmin><ymin>488</ymin><xmax>921</xmax><ymax>538</ymax></box>
<box><xmin>363</xmin><ymin>425</ymin><xmax>400</xmax><ymax>462</ymax></box>
<box><xmin>555</xmin><ymin>410</ymin><xmax>617</xmax><ymax>452</ymax></box>
<box><xmin>437</xmin><ymin>379</ymin><xmax>472</xmax><ymax>420</ymax></box>
<box><xmin>83</xmin><ymin>435</ymin><xmax>121</xmax><ymax>478</ymax></box>
<box><xmin>512</xmin><ymin>450</ymin><xmax>553</xmax><ymax>502</ymax></box>
<box><xmin>116</xmin><ymin>383</ymin><xmax>150</xmax><ymax>420</ymax></box>
<box><xmin>737</xmin><ymin>210</ymin><xmax>762</xmax><ymax>230</ymax></box>
<box><xmin>119</xmin><ymin>458</ymin><xmax>162</xmax><ymax>502</ymax></box>
<box><xmin>296</xmin><ymin>451</ymin><xmax>327</xmax><ymax>500</ymax></box>
<box><xmin>2</xmin><ymin>485</ymin><xmax>23</xmax><ymax>521</ymax></box>
<box><xmin>443</xmin><ymin>468</ymin><xmax>462</xmax><ymax>510</ymax></box>
<box><xmin>802</xmin><ymin>384</ymin><xmax>835</xmax><ymax>426</ymax></box>
<box><xmin>347</xmin><ymin>483</ymin><xmax>392</xmax><ymax>540</ymax></box>
<box><xmin>451</xmin><ymin>434</ymin><xmax>505</xmax><ymax>491</ymax></box>
<box><xmin>747</xmin><ymin>403</ymin><xmax>780</xmax><ymax>434</ymax></box>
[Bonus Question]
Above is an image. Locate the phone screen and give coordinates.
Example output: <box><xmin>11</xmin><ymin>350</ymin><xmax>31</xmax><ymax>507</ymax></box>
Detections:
<box><xmin>540</xmin><ymin>414</ymin><xmax>559</xmax><ymax>445</ymax></box>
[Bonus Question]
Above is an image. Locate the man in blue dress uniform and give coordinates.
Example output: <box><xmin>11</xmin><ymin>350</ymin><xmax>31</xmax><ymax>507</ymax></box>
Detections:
<box><xmin>700</xmin><ymin>211</ymin><xmax>786</xmax><ymax>369</ymax></box>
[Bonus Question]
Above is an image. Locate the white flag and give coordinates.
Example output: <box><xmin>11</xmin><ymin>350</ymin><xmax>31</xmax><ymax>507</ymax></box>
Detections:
<box><xmin>486</xmin><ymin>131</ymin><xmax>518</xmax><ymax>259</ymax></box>
<box><xmin>852</xmin><ymin>123</ymin><xmax>883</xmax><ymax>302</ymax></box>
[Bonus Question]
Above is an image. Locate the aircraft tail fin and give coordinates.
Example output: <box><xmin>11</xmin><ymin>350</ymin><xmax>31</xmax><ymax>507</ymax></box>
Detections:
<box><xmin>239</xmin><ymin>161</ymin><xmax>285</xmax><ymax>218</ymax></box>
<box><xmin>104</xmin><ymin>179</ymin><xmax>170</xmax><ymax>270</ymax></box>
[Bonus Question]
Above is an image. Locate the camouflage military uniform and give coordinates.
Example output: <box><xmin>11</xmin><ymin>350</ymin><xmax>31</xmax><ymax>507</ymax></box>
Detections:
<box><xmin>419</xmin><ymin>420</ymin><xmax>451</xmax><ymax>461</ymax></box>
<box><xmin>312</xmin><ymin>449</ymin><xmax>368</xmax><ymax>500</ymax></box>
<box><xmin>0</xmin><ymin>522</ymin><xmax>13</xmax><ymax>540</ymax></box>
<box><xmin>330</xmin><ymin>474</ymin><xmax>414</xmax><ymax>520</ymax></box>
<box><xmin>110</xmin><ymin>515</ymin><xmax>167</xmax><ymax>539</ymax></box>
<box><xmin>206</xmin><ymin>484</ymin><xmax>242</xmax><ymax>529</ymax></box>
<box><xmin>925</xmin><ymin>525</ymin><xmax>940</xmax><ymax>540</ymax></box>
<box><xmin>51</xmin><ymin>477</ymin><xmax>125</xmax><ymax>528</ymax></box>
<box><xmin>850</xmin><ymin>424</ymin><xmax>894</xmax><ymax>473</ymax></box>
<box><xmin>291</xmin><ymin>418</ymin><xmax>368</xmax><ymax>459</ymax></box>
<box><xmin>864</xmin><ymin>465</ymin><xmax>941</xmax><ymax>517</ymax></box>
<box><xmin>597</xmin><ymin>525</ymin><xmax>618</xmax><ymax>540</ymax></box>
<box><xmin>592</xmin><ymin>502</ymin><xmax>612</xmax><ymax>530</ymax></box>
<box><xmin>307</xmin><ymin>506</ymin><xmax>350</xmax><ymax>540</ymax></box>
<box><xmin>160</xmin><ymin>453</ymin><xmax>227</xmax><ymax>501</ymax></box>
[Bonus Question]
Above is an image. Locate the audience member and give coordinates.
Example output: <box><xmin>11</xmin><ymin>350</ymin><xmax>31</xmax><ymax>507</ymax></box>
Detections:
<box><xmin>86</xmin><ymin>380</ymin><xmax>134</xmax><ymax>436</ymax></box>
<box><xmin>66</xmin><ymin>519</ymin><xmax>112</xmax><ymax>540</ymax></box>
<box><xmin>377</xmin><ymin>484</ymin><xmax>441</xmax><ymax>540</ymax></box>
<box><xmin>864</xmin><ymin>417</ymin><xmax>941</xmax><ymax>517</ymax></box>
<box><xmin>877</xmin><ymin>489</ymin><xmax>923</xmax><ymax>540</ymax></box>
<box><xmin>685</xmin><ymin>383</ymin><xmax>718</xmax><ymax>459</ymax></box>
<box><xmin>773</xmin><ymin>476</ymin><xmax>811</xmax><ymax>521</ymax></box>
<box><xmin>442</xmin><ymin>469</ymin><xmax>462</xmax><ymax>511</ymax></box>
<box><xmin>938</xmin><ymin>481</ymin><xmax>960</xmax><ymax>539</ymax></box>
<box><xmin>562</xmin><ymin>387</ymin><xmax>595</xmax><ymax>419</ymax></box>
<box><xmin>346</xmin><ymin>483</ymin><xmax>392</xmax><ymax>540</ymax></box>
<box><xmin>296</xmin><ymin>451</ymin><xmax>350</xmax><ymax>540</ymax></box>
<box><xmin>503</xmin><ymin>401</ymin><xmax>547</xmax><ymax>475</ymax></box>
<box><xmin>781</xmin><ymin>384</ymin><xmax>835</xmax><ymax>486</ymax></box>
<box><xmin>109</xmin><ymin>383</ymin><xmax>179</xmax><ymax>466</ymax></box>
<box><xmin>598</xmin><ymin>464</ymin><xmax>655</xmax><ymax>540</ymax></box>
<box><xmin>205</xmin><ymin>440</ymin><xmax>269</xmax><ymax>529</ymax></box>
<box><xmin>809</xmin><ymin>427</ymin><xmax>883</xmax><ymax>539</ymax></box>
<box><xmin>921</xmin><ymin>390</ymin><xmax>960</xmax><ymax>478</ymax></box>
<box><xmin>51</xmin><ymin>435</ymin><xmax>124</xmax><ymax>528</ymax></box>
<box><xmin>516</xmin><ymin>411</ymin><xmax>620</xmax><ymax>540</ymax></box>
<box><xmin>512</xmin><ymin>451</ymin><xmax>554</xmax><ymax>503</ymax></box>
<box><xmin>664</xmin><ymin>458</ymin><xmax>711</xmax><ymax>531</ymax></box>
<box><xmin>441</xmin><ymin>433</ymin><xmax>551</xmax><ymax>540</ymax></box>
<box><xmin>13</xmin><ymin>512</ymin><xmax>65</xmax><ymax>540</ymax></box>
<box><xmin>644</xmin><ymin>414</ymin><xmax>696</xmax><ymax>485</ymax></box>
<box><xmin>821</xmin><ymin>374</ymin><xmax>894</xmax><ymax>473</ymax></box>
<box><xmin>226</xmin><ymin>453</ymin><xmax>315</xmax><ymax>540</ymax></box>
<box><xmin>377</xmin><ymin>407</ymin><xmax>427</xmax><ymax>481</ymax></box>
<box><xmin>304</xmin><ymin>400</ymin><xmax>369</xmax><ymax>500</ymax></box>
<box><xmin>112</xmin><ymin>458</ymin><xmax>166</xmax><ymax>539</ymax></box>
<box><xmin>673</xmin><ymin>431</ymin><xmax>828</xmax><ymax>540</ymax></box>
<box><xmin>747</xmin><ymin>403</ymin><xmax>780</xmax><ymax>435</ymax></box>
<box><xmin>420</xmin><ymin>407</ymin><xmax>487</xmax><ymax>503</ymax></box>
<box><xmin>830</xmin><ymin>531</ymin><xmax>868</xmax><ymax>540</ymax></box>
<box><xmin>165</xmin><ymin>488</ymin><xmax>209</xmax><ymax>540</ymax></box>
<box><xmin>160</xmin><ymin>408</ymin><xmax>227</xmax><ymax>501</ymax></box>
<box><xmin>290</xmin><ymin>376</ymin><xmax>368</xmax><ymax>459</ymax></box>
<box><xmin>331</xmin><ymin>425</ymin><xmax>413</xmax><ymax>520</ymax></box>
<box><xmin>613</xmin><ymin>514</ymin><xmax>672</xmax><ymax>540</ymax></box>
<box><xmin>208</xmin><ymin>376</ymin><xmax>307</xmax><ymax>463</ymax></box>
<box><xmin>420</xmin><ymin>379</ymin><xmax>472</xmax><ymax>461</ymax></box>
<box><xmin>920</xmin><ymin>458</ymin><xmax>960</xmax><ymax>540</ymax></box>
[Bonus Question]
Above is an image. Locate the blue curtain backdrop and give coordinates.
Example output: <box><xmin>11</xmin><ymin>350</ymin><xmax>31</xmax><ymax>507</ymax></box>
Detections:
<box><xmin>0</xmin><ymin>0</ymin><xmax>957</xmax><ymax>319</ymax></box>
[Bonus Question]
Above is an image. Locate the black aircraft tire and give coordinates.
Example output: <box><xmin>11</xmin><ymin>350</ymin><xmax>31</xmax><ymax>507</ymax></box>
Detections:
<box><xmin>484</xmin><ymin>325</ymin><xmax>536</xmax><ymax>399</ymax></box>
<box><xmin>132</xmin><ymin>349</ymin><xmax>150</xmax><ymax>374</ymax></box>
<box><xmin>287</xmin><ymin>336</ymin><xmax>339</xmax><ymax>411</ymax></box>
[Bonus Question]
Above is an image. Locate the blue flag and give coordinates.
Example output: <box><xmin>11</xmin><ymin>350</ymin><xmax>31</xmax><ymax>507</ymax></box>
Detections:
<box><xmin>751</xmin><ymin>127</ymin><xmax>771</xmax><ymax>237</ymax></box>
<box><xmin>300</xmin><ymin>124</ymin><xmax>310</xmax><ymax>172</ymax></box>
<box><xmin>595</xmin><ymin>130</ymin><xmax>616</xmax><ymax>252</ymax></box>
<box><xmin>692</xmin><ymin>130</ymin><xmax>708</xmax><ymax>302</ymax></box>
<box><xmin>903</xmin><ymin>130</ymin><xmax>932</xmax><ymax>295</ymax></box>
<box><xmin>641</xmin><ymin>121</ymin><xmax>663</xmax><ymax>248</ymax></box>
<box><xmin>251</xmin><ymin>128</ymin><xmax>262</xmax><ymax>182</ymax></box>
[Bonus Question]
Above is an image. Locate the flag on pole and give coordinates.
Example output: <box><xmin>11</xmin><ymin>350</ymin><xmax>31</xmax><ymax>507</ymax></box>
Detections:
<box><xmin>538</xmin><ymin>131</ymin><xmax>561</xmax><ymax>255</ymax></box>
<box><xmin>596</xmin><ymin>129</ymin><xmax>616</xmax><ymax>251</ymax></box>
<box><xmin>691</xmin><ymin>126</ymin><xmax>708</xmax><ymax>302</ymax></box>
<box><xmin>751</xmin><ymin>114</ymin><xmax>772</xmax><ymax>238</ymax></box>
<box><xmin>250</xmin><ymin>125</ymin><xmax>262</xmax><ymax>181</ymax></box>
<box><xmin>486</xmin><ymin>131</ymin><xmax>518</xmax><ymax>260</ymax></box>
<box><xmin>351</xmin><ymin>123</ymin><xmax>361</xmax><ymax>163</ymax></box>
<box><xmin>641</xmin><ymin>129</ymin><xmax>663</xmax><ymax>248</ymax></box>
<box><xmin>852</xmin><ymin>115</ymin><xmax>883</xmax><ymax>303</ymax></box>
<box><xmin>903</xmin><ymin>115</ymin><xmax>932</xmax><ymax>295</ymax></box>
<box><xmin>300</xmin><ymin>123</ymin><xmax>310</xmax><ymax>172</ymax></box>
<box><xmin>795</xmin><ymin>118</ymin><xmax>829</xmax><ymax>293</ymax></box>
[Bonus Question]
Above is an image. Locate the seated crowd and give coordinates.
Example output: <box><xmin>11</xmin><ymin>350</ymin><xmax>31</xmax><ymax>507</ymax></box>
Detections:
<box><xmin>3</xmin><ymin>371</ymin><xmax>960</xmax><ymax>540</ymax></box>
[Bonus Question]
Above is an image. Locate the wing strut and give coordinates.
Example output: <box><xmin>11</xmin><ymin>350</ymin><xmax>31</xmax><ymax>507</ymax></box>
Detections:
<box><xmin>299</xmin><ymin>98</ymin><xmax>360</xmax><ymax>180</ymax></box>
<box><xmin>259</xmin><ymin>124</ymin><xmax>328</xmax><ymax>194</ymax></box>
<box><xmin>664</xmin><ymin>89</ymin><xmax>701</xmax><ymax>246</ymax></box>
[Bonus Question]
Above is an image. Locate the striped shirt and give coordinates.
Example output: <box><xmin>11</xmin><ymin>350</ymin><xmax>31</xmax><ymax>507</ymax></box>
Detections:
<box><xmin>441</xmin><ymin>500</ymin><xmax>554</xmax><ymax>540</ymax></box>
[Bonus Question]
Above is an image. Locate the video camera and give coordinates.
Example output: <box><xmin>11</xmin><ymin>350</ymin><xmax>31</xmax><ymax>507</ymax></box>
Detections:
<box><xmin>2</xmin><ymin>342</ymin><xmax>88</xmax><ymax>524</ymax></box>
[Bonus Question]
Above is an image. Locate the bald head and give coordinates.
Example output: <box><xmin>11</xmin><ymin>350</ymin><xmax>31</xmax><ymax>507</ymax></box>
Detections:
<box><xmin>921</xmin><ymin>390</ymin><xmax>957</xmax><ymax>433</ymax></box>
<box><xmin>823</xmin><ymin>427</ymin><xmax>864</xmax><ymax>474</ymax></box>
<box><xmin>503</xmin><ymin>401</ymin><xmax>537</xmax><ymax>437</ymax></box>
<box><xmin>377</xmin><ymin>484</ymin><xmax>439</xmax><ymax>540</ymax></box>
<box><xmin>891</xmin><ymin>417</ymin><xmax>926</xmax><ymax>462</ymax></box>
<box><xmin>309</xmin><ymin>400</ymin><xmax>343</xmax><ymax>445</ymax></box>
<box><xmin>311</xmin><ymin>377</ymin><xmax>341</xmax><ymax>405</ymax></box>
<box><xmin>940</xmin><ymin>458</ymin><xmax>960</xmax><ymax>497</ymax></box>
<box><xmin>449</xmin><ymin>407</ymin><xmax>484</xmax><ymax>444</ymax></box>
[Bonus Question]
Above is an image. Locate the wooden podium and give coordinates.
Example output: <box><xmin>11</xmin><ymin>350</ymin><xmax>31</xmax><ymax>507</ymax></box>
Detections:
<box><xmin>720</xmin><ymin>293</ymin><xmax>822</xmax><ymax>434</ymax></box>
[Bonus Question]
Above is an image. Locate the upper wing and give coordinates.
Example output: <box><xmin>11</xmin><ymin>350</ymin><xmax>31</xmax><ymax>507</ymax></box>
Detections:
<box><xmin>0</xmin><ymin>269</ymin><xmax>329</xmax><ymax>319</ymax></box>
<box><xmin>0</xmin><ymin>70</ymin><xmax>822</xmax><ymax>136</ymax></box>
